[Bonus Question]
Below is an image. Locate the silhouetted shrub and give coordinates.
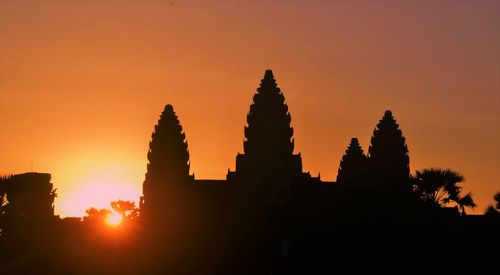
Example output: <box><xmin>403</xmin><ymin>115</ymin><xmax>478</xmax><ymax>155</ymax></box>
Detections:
<box><xmin>411</xmin><ymin>168</ymin><xmax>476</xmax><ymax>214</ymax></box>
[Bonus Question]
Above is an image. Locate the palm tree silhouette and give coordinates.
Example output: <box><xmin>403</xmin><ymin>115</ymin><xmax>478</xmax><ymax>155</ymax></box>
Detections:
<box><xmin>455</xmin><ymin>192</ymin><xmax>476</xmax><ymax>215</ymax></box>
<box><xmin>485</xmin><ymin>192</ymin><xmax>500</xmax><ymax>216</ymax></box>
<box><xmin>411</xmin><ymin>168</ymin><xmax>475</xmax><ymax>214</ymax></box>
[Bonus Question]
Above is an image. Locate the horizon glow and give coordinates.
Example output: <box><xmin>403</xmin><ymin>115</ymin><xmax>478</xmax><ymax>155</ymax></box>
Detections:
<box><xmin>1</xmin><ymin>0</ymin><xmax>499</xmax><ymax>217</ymax></box>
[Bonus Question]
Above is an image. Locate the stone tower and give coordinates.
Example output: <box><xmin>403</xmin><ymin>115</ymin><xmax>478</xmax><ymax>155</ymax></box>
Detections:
<box><xmin>141</xmin><ymin>104</ymin><xmax>193</xmax><ymax>222</ymax></box>
<box><xmin>368</xmin><ymin>110</ymin><xmax>410</xmax><ymax>187</ymax></box>
<box><xmin>228</xmin><ymin>70</ymin><xmax>304</xmax><ymax>203</ymax></box>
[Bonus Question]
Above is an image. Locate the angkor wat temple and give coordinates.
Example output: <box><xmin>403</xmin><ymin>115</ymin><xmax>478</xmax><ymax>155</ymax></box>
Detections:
<box><xmin>141</xmin><ymin>69</ymin><xmax>411</xmax><ymax>218</ymax></box>
<box><xmin>136</xmin><ymin>70</ymin><xmax>445</xmax><ymax>273</ymax></box>
<box><xmin>135</xmin><ymin>70</ymin><xmax>499</xmax><ymax>274</ymax></box>
<box><xmin>141</xmin><ymin>69</ymin><xmax>410</xmax><ymax>213</ymax></box>
<box><xmin>1</xmin><ymin>70</ymin><xmax>498</xmax><ymax>274</ymax></box>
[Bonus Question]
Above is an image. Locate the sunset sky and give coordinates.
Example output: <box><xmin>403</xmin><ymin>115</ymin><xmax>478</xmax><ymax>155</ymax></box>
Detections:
<box><xmin>1</xmin><ymin>0</ymin><xmax>499</xmax><ymax>217</ymax></box>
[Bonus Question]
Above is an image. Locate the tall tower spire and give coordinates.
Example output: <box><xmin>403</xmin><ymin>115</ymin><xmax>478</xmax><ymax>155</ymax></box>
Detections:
<box><xmin>368</xmin><ymin>110</ymin><xmax>410</xmax><ymax>187</ymax></box>
<box><xmin>243</xmin><ymin>69</ymin><xmax>294</xmax><ymax>159</ymax></box>
<box><xmin>229</xmin><ymin>70</ymin><xmax>304</xmax><ymax>203</ymax></box>
<box><xmin>142</xmin><ymin>104</ymin><xmax>192</xmax><ymax>220</ymax></box>
<box><xmin>337</xmin><ymin>138</ymin><xmax>368</xmax><ymax>185</ymax></box>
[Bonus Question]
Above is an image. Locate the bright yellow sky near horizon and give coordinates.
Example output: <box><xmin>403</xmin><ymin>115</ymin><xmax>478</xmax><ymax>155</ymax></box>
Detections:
<box><xmin>1</xmin><ymin>0</ymin><xmax>499</xmax><ymax>217</ymax></box>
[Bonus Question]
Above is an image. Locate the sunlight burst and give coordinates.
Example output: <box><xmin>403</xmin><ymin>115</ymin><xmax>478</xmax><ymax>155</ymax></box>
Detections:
<box><xmin>105</xmin><ymin>211</ymin><xmax>122</xmax><ymax>227</ymax></box>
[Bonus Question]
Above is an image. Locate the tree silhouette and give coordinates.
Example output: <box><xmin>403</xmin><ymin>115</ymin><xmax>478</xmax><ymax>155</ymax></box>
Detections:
<box><xmin>485</xmin><ymin>191</ymin><xmax>500</xmax><ymax>216</ymax></box>
<box><xmin>111</xmin><ymin>200</ymin><xmax>138</xmax><ymax>220</ymax></box>
<box><xmin>455</xmin><ymin>192</ymin><xmax>476</xmax><ymax>215</ymax></box>
<box><xmin>411</xmin><ymin>168</ymin><xmax>476</xmax><ymax>214</ymax></box>
<box><xmin>142</xmin><ymin>104</ymin><xmax>192</xmax><ymax>220</ymax></box>
<box><xmin>368</xmin><ymin>110</ymin><xmax>410</xmax><ymax>187</ymax></box>
<box><xmin>336</xmin><ymin>138</ymin><xmax>368</xmax><ymax>185</ymax></box>
<box><xmin>85</xmin><ymin>207</ymin><xmax>111</xmax><ymax>222</ymax></box>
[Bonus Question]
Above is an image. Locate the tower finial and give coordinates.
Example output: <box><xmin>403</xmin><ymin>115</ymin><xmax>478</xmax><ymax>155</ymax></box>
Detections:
<box><xmin>264</xmin><ymin>69</ymin><xmax>274</xmax><ymax>80</ymax></box>
<box><xmin>164</xmin><ymin>104</ymin><xmax>174</xmax><ymax>112</ymax></box>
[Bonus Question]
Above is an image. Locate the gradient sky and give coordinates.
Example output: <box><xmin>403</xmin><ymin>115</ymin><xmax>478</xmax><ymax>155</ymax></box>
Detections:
<box><xmin>1</xmin><ymin>0</ymin><xmax>499</xmax><ymax>217</ymax></box>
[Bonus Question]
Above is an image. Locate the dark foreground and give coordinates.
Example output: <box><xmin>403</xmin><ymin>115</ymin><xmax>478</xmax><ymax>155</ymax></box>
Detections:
<box><xmin>1</xmin><ymin>191</ymin><xmax>499</xmax><ymax>275</ymax></box>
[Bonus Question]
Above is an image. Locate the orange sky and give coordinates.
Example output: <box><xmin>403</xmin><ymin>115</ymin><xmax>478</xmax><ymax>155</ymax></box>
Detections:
<box><xmin>1</xmin><ymin>0</ymin><xmax>499</xmax><ymax>217</ymax></box>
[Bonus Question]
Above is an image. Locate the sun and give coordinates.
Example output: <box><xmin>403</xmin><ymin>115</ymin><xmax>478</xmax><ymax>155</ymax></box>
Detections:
<box><xmin>55</xmin><ymin>158</ymin><xmax>142</xmax><ymax>217</ymax></box>
<box><xmin>105</xmin><ymin>211</ymin><xmax>123</xmax><ymax>227</ymax></box>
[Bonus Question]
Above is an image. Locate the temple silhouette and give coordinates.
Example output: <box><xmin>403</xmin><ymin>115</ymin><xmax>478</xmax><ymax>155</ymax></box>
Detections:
<box><xmin>1</xmin><ymin>69</ymin><xmax>499</xmax><ymax>274</ymax></box>
<box><xmin>140</xmin><ymin>70</ymin><xmax>411</xmax><ymax>218</ymax></box>
<box><xmin>142</xmin><ymin>70</ymin><xmax>323</xmax><ymax>217</ymax></box>
<box><xmin>141</xmin><ymin>69</ymin><xmax>410</xmax><ymax>211</ymax></box>
<box><xmin>135</xmin><ymin>70</ymin><xmax>474</xmax><ymax>274</ymax></box>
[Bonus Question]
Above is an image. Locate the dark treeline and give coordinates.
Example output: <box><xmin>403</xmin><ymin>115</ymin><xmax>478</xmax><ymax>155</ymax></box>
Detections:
<box><xmin>1</xmin><ymin>70</ymin><xmax>499</xmax><ymax>274</ymax></box>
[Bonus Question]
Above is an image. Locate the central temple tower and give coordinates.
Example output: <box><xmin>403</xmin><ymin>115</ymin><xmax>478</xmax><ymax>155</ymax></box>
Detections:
<box><xmin>227</xmin><ymin>70</ymin><xmax>305</xmax><ymax>203</ymax></box>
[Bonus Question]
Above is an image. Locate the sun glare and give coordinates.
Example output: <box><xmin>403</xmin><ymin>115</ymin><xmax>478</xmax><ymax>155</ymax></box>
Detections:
<box><xmin>106</xmin><ymin>211</ymin><xmax>122</xmax><ymax>227</ymax></box>
<box><xmin>56</xmin><ymin>163</ymin><xmax>142</xmax><ymax>217</ymax></box>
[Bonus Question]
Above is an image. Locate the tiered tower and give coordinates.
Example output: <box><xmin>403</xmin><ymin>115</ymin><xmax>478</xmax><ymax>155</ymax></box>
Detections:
<box><xmin>337</xmin><ymin>138</ymin><xmax>368</xmax><ymax>185</ymax></box>
<box><xmin>368</xmin><ymin>110</ymin><xmax>410</xmax><ymax>187</ymax></box>
<box><xmin>227</xmin><ymin>70</ymin><xmax>304</xmax><ymax>203</ymax></box>
<box><xmin>141</xmin><ymin>104</ymin><xmax>193</xmax><ymax>221</ymax></box>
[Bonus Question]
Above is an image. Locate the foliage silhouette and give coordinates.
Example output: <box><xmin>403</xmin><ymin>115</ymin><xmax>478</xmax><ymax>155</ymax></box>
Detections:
<box><xmin>485</xmin><ymin>191</ymin><xmax>500</xmax><ymax>216</ymax></box>
<box><xmin>85</xmin><ymin>207</ymin><xmax>111</xmax><ymax>222</ymax></box>
<box><xmin>111</xmin><ymin>200</ymin><xmax>138</xmax><ymax>220</ymax></box>
<box><xmin>84</xmin><ymin>200</ymin><xmax>138</xmax><ymax>224</ymax></box>
<box><xmin>455</xmin><ymin>192</ymin><xmax>476</xmax><ymax>215</ymax></box>
<box><xmin>411</xmin><ymin>168</ymin><xmax>476</xmax><ymax>214</ymax></box>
